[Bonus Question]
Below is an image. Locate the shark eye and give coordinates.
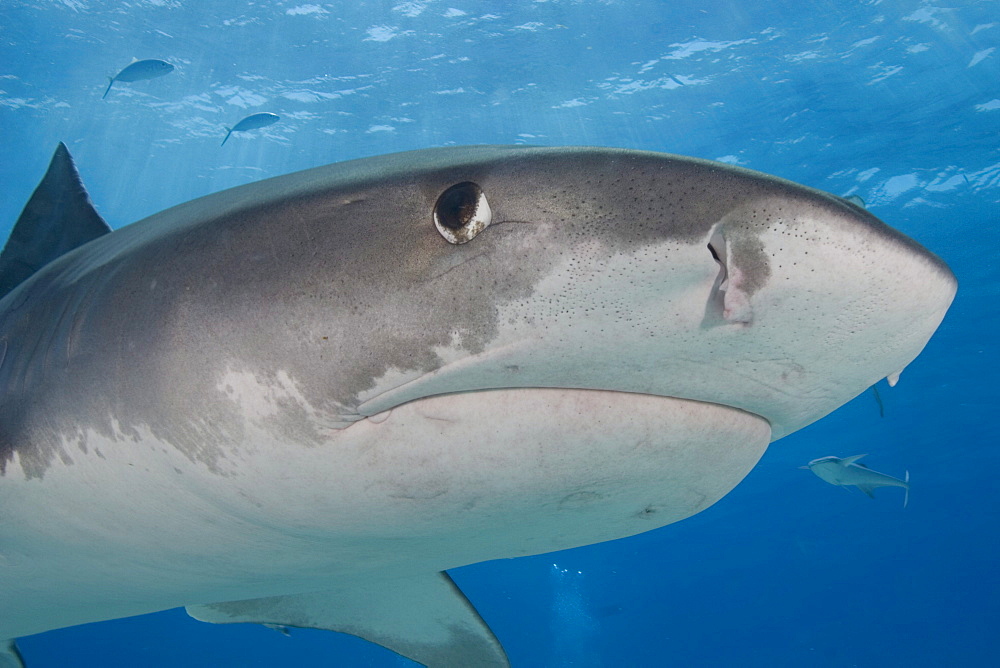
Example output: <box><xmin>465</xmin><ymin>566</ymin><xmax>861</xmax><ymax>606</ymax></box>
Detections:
<box><xmin>434</xmin><ymin>181</ymin><xmax>492</xmax><ymax>244</ymax></box>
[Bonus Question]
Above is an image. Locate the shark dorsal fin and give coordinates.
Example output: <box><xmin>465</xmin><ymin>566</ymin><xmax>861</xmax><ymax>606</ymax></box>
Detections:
<box><xmin>0</xmin><ymin>142</ymin><xmax>111</xmax><ymax>300</ymax></box>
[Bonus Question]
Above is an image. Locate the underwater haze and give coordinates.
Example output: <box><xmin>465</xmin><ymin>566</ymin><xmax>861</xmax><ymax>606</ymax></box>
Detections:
<box><xmin>1</xmin><ymin>0</ymin><xmax>997</xmax><ymax>666</ymax></box>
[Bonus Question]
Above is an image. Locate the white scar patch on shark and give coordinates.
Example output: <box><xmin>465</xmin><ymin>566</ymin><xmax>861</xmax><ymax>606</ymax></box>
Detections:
<box><xmin>217</xmin><ymin>368</ymin><xmax>311</xmax><ymax>420</ymax></box>
<box><xmin>354</xmin><ymin>332</ymin><xmax>474</xmax><ymax>409</ymax></box>
<box><xmin>216</xmin><ymin>367</ymin><xmax>360</xmax><ymax>433</ymax></box>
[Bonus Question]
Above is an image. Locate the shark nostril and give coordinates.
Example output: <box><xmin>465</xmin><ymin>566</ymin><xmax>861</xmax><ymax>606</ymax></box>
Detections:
<box><xmin>704</xmin><ymin>229</ymin><xmax>752</xmax><ymax>325</ymax></box>
<box><xmin>708</xmin><ymin>230</ymin><xmax>727</xmax><ymax>266</ymax></box>
<box><xmin>708</xmin><ymin>230</ymin><xmax>728</xmax><ymax>292</ymax></box>
<box><xmin>708</xmin><ymin>241</ymin><xmax>721</xmax><ymax>263</ymax></box>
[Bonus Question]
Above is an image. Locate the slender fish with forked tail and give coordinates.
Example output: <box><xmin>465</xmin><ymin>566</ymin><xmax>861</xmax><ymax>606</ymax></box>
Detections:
<box><xmin>221</xmin><ymin>112</ymin><xmax>280</xmax><ymax>145</ymax></box>
<box><xmin>102</xmin><ymin>59</ymin><xmax>174</xmax><ymax>99</ymax></box>
<box><xmin>802</xmin><ymin>455</ymin><xmax>911</xmax><ymax>507</ymax></box>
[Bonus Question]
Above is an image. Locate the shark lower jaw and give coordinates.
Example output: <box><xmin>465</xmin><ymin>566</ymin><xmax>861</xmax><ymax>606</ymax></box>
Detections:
<box><xmin>363</xmin><ymin>386</ymin><xmax>771</xmax><ymax>428</ymax></box>
<box><xmin>329</xmin><ymin>387</ymin><xmax>773</xmax><ymax>563</ymax></box>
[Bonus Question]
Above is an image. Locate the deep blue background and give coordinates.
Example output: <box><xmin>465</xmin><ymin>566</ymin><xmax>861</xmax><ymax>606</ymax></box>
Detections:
<box><xmin>2</xmin><ymin>1</ymin><xmax>997</xmax><ymax>666</ymax></box>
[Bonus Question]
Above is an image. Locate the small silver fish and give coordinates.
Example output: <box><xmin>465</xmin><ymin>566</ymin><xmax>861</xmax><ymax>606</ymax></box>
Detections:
<box><xmin>221</xmin><ymin>112</ymin><xmax>280</xmax><ymax>146</ymax></box>
<box><xmin>801</xmin><ymin>455</ymin><xmax>910</xmax><ymax>507</ymax></box>
<box><xmin>103</xmin><ymin>59</ymin><xmax>174</xmax><ymax>99</ymax></box>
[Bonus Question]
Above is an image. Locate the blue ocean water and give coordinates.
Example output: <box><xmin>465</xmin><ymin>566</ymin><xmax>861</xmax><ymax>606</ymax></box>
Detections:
<box><xmin>1</xmin><ymin>0</ymin><xmax>996</xmax><ymax>666</ymax></box>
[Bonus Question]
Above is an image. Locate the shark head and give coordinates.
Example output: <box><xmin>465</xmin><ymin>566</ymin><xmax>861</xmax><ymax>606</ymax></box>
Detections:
<box><xmin>148</xmin><ymin>145</ymin><xmax>951</xmax><ymax>439</ymax></box>
<box><xmin>3</xmin><ymin>145</ymin><xmax>957</xmax><ymax>492</ymax></box>
<box><xmin>46</xmin><ymin>146</ymin><xmax>947</xmax><ymax>538</ymax></box>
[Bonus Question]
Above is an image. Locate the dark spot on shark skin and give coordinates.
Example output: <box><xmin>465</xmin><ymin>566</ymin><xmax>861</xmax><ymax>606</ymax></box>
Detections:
<box><xmin>779</xmin><ymin>363</ymin><xmax>805</xmax><ymax>384</ymax></box>
<box><xmin>558</xmin><ymin>490</ymin><xmax>604</xmax><ymax>509</ymax></box>
<box><xmin>636</xmin><ymin>505</ymin><xmax>659</xmax><ymax>519</ymax></box>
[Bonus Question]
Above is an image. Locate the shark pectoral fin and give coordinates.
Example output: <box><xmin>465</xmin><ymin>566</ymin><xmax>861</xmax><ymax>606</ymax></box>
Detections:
<box><xmin>856</xmin><ymin>484</ymin><xmax>877</xmax><ymax>499</ymax></box>
<box><xmin>841</xmin><ymin>454</ymin><xmax>868</xmax><ymax>465</ymax></box>
<box><xmin>1</xmin><ymin>640</ymin><xmax>25</xmax><ymax>668</ymax></box>
<box><xmin>186</xmin><ymin>572</ymin><xmax>509</xmax><ymax>668</ymax></box>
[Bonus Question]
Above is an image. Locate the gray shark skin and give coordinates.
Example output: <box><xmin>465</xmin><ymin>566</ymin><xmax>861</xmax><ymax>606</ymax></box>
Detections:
<box><xmin>802</xmin><ymin>455</ymin><xmax>911</xmax><ymax>507</ymax></box>
<box><xmin>0</xmin><ymin>143</ymin><xmax>955</xmax><ymax>667</ymax></box>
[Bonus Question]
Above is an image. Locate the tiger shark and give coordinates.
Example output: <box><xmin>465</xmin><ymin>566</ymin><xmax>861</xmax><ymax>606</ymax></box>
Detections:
<box><xmin>0</xmin><ymin>143</ymin><xmax>955</xmax><ymax>667</ymax></box>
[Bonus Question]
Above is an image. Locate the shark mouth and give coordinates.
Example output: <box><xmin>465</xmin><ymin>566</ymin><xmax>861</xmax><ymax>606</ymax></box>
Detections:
<box><xmin>344</xmin><ymin>387</ymin><xmax>773</xmax><ymax>560</ymax></box>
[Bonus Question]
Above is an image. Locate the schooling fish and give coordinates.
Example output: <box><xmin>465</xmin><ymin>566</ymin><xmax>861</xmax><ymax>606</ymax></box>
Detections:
<box><xmin>221</xmin><ymin>112</ymin><xmax>280</xmax><ymax>146</ymax></box>
<box><xmin>102</xmin><ymin>59</ymin><xmax>174</xmax><ymax>99</ymax></box>
<box><xmin>801</xmin><ymin>455</ymin><xmax>910</xmax><ymax>507</ymax></box>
